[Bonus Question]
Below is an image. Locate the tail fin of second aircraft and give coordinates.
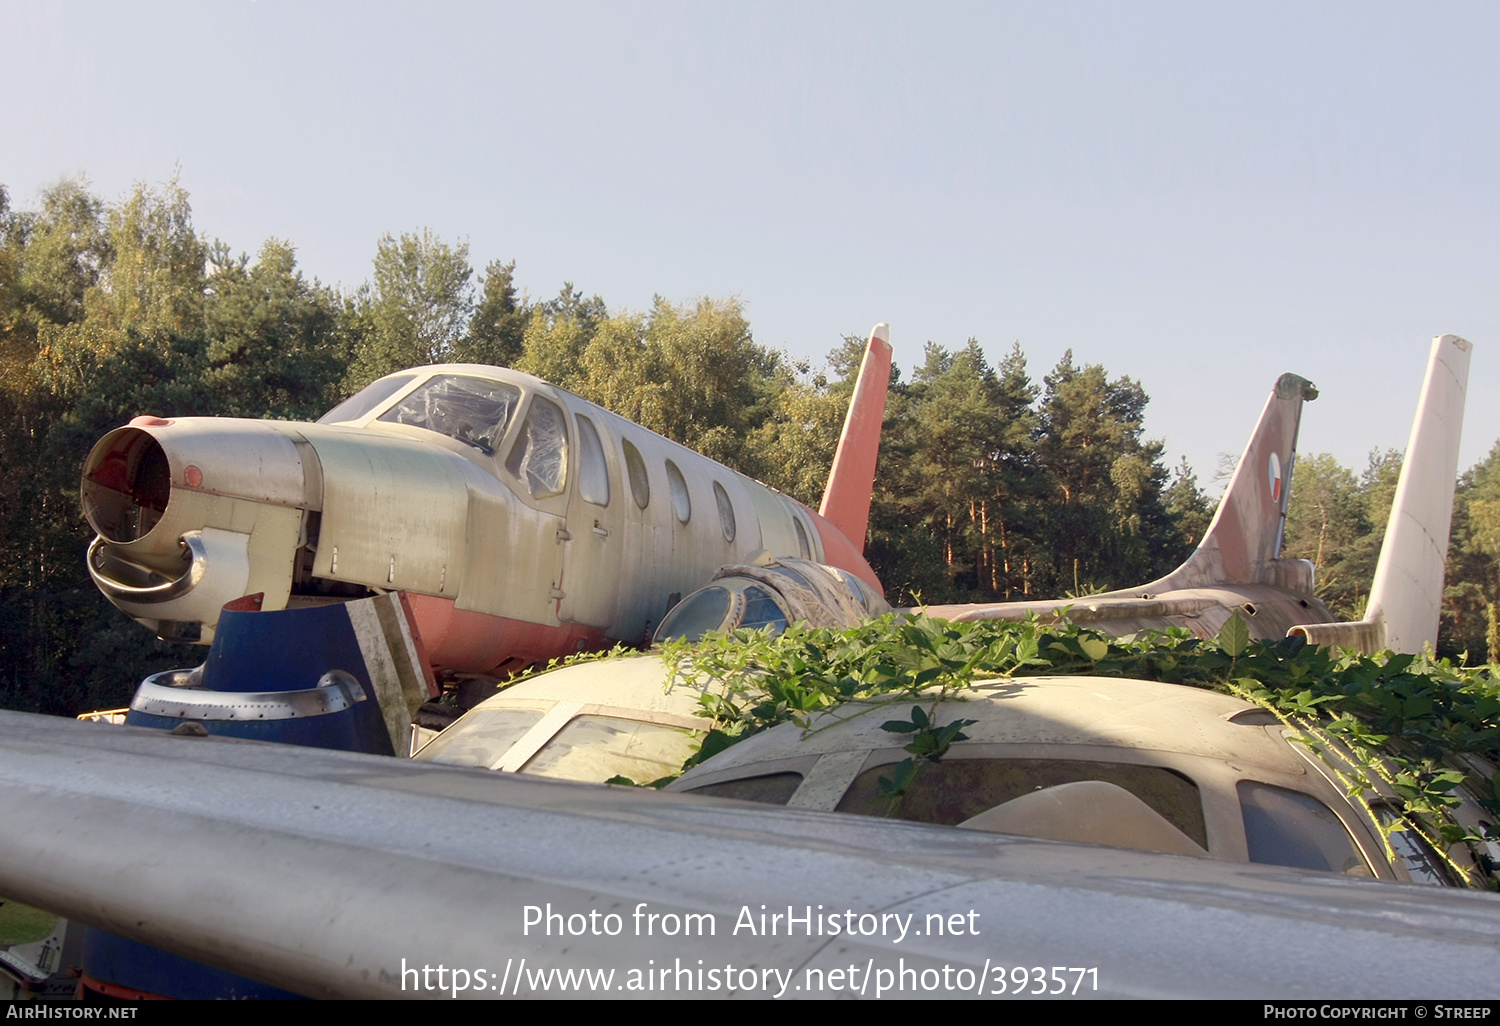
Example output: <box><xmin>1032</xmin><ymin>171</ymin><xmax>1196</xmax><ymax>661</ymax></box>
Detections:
<box><xmin>1292</xmin><ymin>334</ymin><xmax>1472</xmax><ymax>654</ymax></box>
<box><xmin>1149</xmin><ymin>371</ymin><xmax>1320</xmax><ymax>593</ymax></box>
<box><xmin>819</xmin><ymin>323</ymin><xmax>893</xmax><ymax>552</ymax></box>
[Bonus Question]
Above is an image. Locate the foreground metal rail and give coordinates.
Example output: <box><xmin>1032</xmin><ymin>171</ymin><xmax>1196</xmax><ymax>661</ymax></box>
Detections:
<box><xmin>1</xmin><ymin>710</ymin><xmax>1497</xmax><ymax>999</ymax></box>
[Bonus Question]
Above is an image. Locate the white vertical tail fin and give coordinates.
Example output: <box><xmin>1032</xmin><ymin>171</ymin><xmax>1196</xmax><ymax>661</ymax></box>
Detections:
<box><xmin>1291</xmin><ymin>334</ymin><xmax>1472</xmax><ymax>654</ymax></box>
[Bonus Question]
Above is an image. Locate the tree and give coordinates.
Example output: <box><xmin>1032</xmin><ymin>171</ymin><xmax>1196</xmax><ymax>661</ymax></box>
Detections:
<box><xmin>1162</xmin><ymin>458</ymin><xmax>1213</xmax><ymax>551</ymax></box>
<box><xmin>1444</xmin><ymin>442</ymin><xmax>1500</xmax><ymax>661</ymax></box>
<box><xmin>345</xmin><ymin>229</ymin><xmax>473</xmax><ymax>386</ymax></box>
<box><xmin>452</xmin><ymin>260</ymin><xmax>529</xmax><ymax>369</ymax></box>
<box><xmin>201</xmin><ymin>239</ymin><xmax>345</xmax><ymax>419</ymax></box>
<box><xmin>557</xmin><ymin>296</ymin><xmax>780</xmax><ymax>471</ymax></box>
<box><xmin>1034</xmin><ymin>353</ymin><xmax>1177</xmax><ymax>593</ymax></box>
<box><xmin>516</xmin><ymin>282</ymin><xmax>605</xmax><ymax>393</ymax></box>
<box><xmin>0</xmin><ymin>177</ymin><xmax>211</xmax><ymax>717</ymax></box>
<box><xmin>1280</xmin><ymin>452</ymin><xmax>1382</xmax><ymax>620</ymax></box>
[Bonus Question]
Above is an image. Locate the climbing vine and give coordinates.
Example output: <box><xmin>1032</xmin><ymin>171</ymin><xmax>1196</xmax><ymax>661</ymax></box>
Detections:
<box><xmin>656</xmin><ymin>612</ymin><xmax>1500</xmax><ymax>887</ymax></box>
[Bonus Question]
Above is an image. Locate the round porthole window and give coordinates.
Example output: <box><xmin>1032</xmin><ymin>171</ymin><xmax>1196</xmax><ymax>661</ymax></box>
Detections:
<box><xmin>623</xmin><ymin>439</ymin><xmax>650</xmax><ymax>509</ymax></box>
<box><xmin>714</xmin><ymin>481</ymin><xmax>736</xmax><ymax>542</ymax></box>
<box><xmin>666</xmin><ymin>460</ymin><xmax>691</xmax><ymax>523</ymax></box>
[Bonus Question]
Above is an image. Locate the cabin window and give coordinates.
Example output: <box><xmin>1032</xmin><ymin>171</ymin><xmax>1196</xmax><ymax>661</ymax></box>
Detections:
<box><xmin>506</xmin><ymin>395</ymin><xmax>569</xmax><ymax>499</ymax></box>
<box><xmin>521</xmin><ymin>715</ymin><xmax>695</xmax><ymax>784</ymax></box>
<box><xmin>793</xmin><ymin>517</ymin><xmax>812</xmax><ymax>560</ymax></box>
<box><xmin>714</xmin><ymin>481</ymin><xmax>736</xmax><ymax>542</ymax></box>
<box><xmin>654</xmin><ymin>586</ymin><xmax>732</xmax><ymax>642</ymax></box>
<box><xmin>412</xmin><ymin>707</ymin><xmax>545</xmax><ymax>769</ymax></box>
<box><xmin>319</xmin><ymin>373</ymin><xmax>418</xmax><ymax>425</ymax></box>
<box><xmin>836</xmin><ymin>759</ymin><xmax>1208</xmax><ymax>849</ymax></box>
<box><xmin>623</xmin><ymin>439</ymin><xmax>650</xmax><ymax>509</ymax></box>
<box><xmin>683</xmin><ymin>773</ymin><xmax>804</xmax><ymax>806</ymax></box>
<box><xmin>666</xmin><ymin>460</ymin><xmax>691</xmax><ymax>523</ymax></box>
<box><xmin>374</xmin><ymin>375</ymin><xmax>521</xmax><ymax>455</ymax></box>
<box><xmin>739</xmin><ymin>586</ymin><xmax>788</xmax><ymax>634</ymax></box>
<box><xmin>1238</xmin><ymin>782</ymin><xmax>1368</xmax><ymax>875</ymax></box>
<box><xmin>576</xmin><ymin>415</ymin><xmax>610</xmax><ymax>507</ymax></box>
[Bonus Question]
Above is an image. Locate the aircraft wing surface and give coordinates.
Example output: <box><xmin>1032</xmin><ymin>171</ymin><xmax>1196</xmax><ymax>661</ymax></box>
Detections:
<box><xmin>917</xmin><ymin>583</ymin><xmax>1319</xmax><ymax>641</ymax></box>
<box><xmin>2</xmin><ymin>711</ymin><xmax>1498</xmax><ymax>999</ymax></box>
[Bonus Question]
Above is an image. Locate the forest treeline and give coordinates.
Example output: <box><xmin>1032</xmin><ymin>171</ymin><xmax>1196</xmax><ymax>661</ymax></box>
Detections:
<box><xmin>2</xmin><ymin>176</ymin><xmax>1498</xmax><ymax>715</ymax></box>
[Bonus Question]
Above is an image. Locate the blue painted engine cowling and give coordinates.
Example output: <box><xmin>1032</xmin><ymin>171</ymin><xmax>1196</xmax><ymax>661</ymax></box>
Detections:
<box><xmin>121</xmin><ymin>602</ymin><xmax>396</xmax><ymax>756</ymax></box>
<box><xmin>87</xmin><ymin>601</ymin><xmax>405</xmax><ymax>1000</ymax></box>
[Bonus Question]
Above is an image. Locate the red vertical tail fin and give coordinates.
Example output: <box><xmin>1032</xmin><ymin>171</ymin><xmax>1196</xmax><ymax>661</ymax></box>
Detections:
<box><xmin>819</xmin><ymin>323</ymin><xmax>893</xmax><ymax>553</ymax></box>
<box><xmin>1152</xmin><ymin>372</ymin><xmax>1318</xmax><ymax>591</ymax></box>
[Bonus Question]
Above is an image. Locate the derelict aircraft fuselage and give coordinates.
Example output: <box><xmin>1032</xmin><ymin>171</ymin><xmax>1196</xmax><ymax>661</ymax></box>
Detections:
<box><xmin>79</xmin><ymin>326</ymin><xmax>1472</xmax><ymax>686</ymax></box>
<box><xmin>81</xmin><ymin>346</ymin><xmax>888</xmax><ymax>678</ymax></box>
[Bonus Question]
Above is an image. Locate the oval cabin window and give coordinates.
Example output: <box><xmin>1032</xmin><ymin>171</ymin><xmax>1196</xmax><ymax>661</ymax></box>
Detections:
<box><xmin>576</xmin><ymin>415</ymin><xmax>609</xmax><ymax>507</ymax></box>
<box><xmin>623</xmin><ymin>439</ymin><xmax>650</xmax><ymax>509</ymax></box>
<box><xmin>666</xmin><ymin>460</ymin><xmax>691</xmax><ymax>523</ymax></box>
<box><xmin>794</xmin><ymin>517</ymin><xmax>812</xmax><ymax>560</ymax></box>
<box><xmin>714</xmin><ymin>481</ymin><xmax>736</xmax><ymax>542</ymax></box>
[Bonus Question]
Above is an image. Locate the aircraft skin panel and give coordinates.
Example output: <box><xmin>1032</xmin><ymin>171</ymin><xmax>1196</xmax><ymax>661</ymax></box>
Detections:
<box><xmin>3</xmin><ymin>711</ymin><xmax>1498</xmax><ymax>1000</ymax></box>
<box><xmin>405</xmin><ymin>593</ymin><xmax>606</xmax><ymax>674</ymax></box>
<box><xmin>925</xmin><ymin>583</ymin><xmax>1333</xmax><ymax>643</ymax></box>
<box><xmin>304</xmin><ymin>427</ymin><xmax>470</xmax><ymax>596</ymax></box>
<box><xmin>453</xmin><ymin>482</ymin><xmax>562</xmax><ymax>627</ymax></box>
<box><xmin>556</xmin><ymin>410</ymin><xmax>622</xmax><ymax>630</ymax></box>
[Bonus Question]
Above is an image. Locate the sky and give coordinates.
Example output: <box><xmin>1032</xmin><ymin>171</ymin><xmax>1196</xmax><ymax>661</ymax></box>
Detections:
<box><xmin>5</xmin><ymin>1</ymin><xmax>1498</xmax><ymax>493</ymax></box>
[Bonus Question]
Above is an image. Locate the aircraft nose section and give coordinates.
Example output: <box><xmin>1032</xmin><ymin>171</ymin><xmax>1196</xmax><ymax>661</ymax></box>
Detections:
<box><xmin>81</xmin><ymin>420</ymin><xmax>319</xmax><ymax>641</ymax></box>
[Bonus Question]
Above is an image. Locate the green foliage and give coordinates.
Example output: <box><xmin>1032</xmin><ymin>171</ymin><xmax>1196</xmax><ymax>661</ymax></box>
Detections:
<box><xmin>664</xmin><ymin>612</ymin><xmax>1499</xmax><ymax>886</ymax></box>
<box><xmin>346</xmin><ymin>229</ymin><xmax>474</xmax><ymax>387</ymax></box>
<box><xmin>0</xmin><ymin>898</ymin><xmax>57</xmax><ymax>946</ymax></box>
<box><xmin>877</xmin><ymin>704</ymin><xmax>976</xmax><ymax>798</ymax></box>
<box><xmin>201</xmin><ymin>240</ymin><xmax>345</xmax><ymax>419</ymax></box>
<box><xmin>1280</xmin><ymin>451</ymin><xmax>1398</xmax><ymax>621</ymax></box>
<box><xmin>452</xmin><ymin>260</ymin><xmax>528</xmax><ymax>369</ymax></box>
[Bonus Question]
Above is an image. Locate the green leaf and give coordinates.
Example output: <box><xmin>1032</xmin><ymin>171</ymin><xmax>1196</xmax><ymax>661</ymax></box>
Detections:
<box><xmin>1217</xmin><ymin>613</ymin><xmax>1250</xmax><ymax>658</ymax></box>
<box><xmin>1079</xmin><ymin>637</ymin><xmax>1108</xmax><ymax>662</ymax></box>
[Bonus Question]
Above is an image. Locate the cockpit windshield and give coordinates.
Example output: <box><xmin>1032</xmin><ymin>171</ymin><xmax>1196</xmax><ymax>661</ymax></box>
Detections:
<box><xmin>374</xmin><ymin>375</ymin><xmax>522</xmax><ymax>455</ymax></box>
<box><xmin>317</xmin><ymin>374</ymin><xmax>417</xmax><ymax>425</ymax></box>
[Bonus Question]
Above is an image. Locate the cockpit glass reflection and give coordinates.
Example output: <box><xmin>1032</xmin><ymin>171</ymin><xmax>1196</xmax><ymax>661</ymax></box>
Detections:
<box><xmin>318</xmin><ymin>374</ymin><xmax>417</xmax><ymax>425</ymax></box>
<box><xmin>654</xmin><ymin>586</ymin><xmax>732</xmax><ymax>642</ymax></box>
<box><xmin>376</xmin><ymin>376</ymin><xmax>522</xmax><ymax>455</ymax></box>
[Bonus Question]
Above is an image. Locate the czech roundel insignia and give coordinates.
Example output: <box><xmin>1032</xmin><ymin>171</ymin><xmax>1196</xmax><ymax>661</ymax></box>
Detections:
<box><xmin>1268</xmin><ymin>451</ymin><xmax>1283</xmax><ymax>503</ymax></box>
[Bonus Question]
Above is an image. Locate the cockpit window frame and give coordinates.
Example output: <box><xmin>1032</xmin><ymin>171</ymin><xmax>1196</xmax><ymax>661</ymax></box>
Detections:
<box><xmin>505</xmin><ymin>393</ymin><xmax>571</xmax><ymax>501</ymax></box>
<box><xmin>374</xmin><ymin>374</ymin><xmax>524</xmax><ymax>456</ymax></box>
<box><xmin>317</xmin><ymin>373</ymin><xmax>423</xmax><ymax>426</ymax></box>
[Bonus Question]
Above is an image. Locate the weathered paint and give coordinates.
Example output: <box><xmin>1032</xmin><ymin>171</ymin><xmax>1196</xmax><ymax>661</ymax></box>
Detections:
<box><xmin>818</xmin><ymin>323</ymin><xmax>891</xmax><ymax>550</ymax></box>
<box><xmin>1294</xmin><ymin>335</ymin><xmax>1471</xmax><ymax>653</ymax></box>
<box><xmin>80</xmin><ymin>330</ymin><xmax>890</xmax><ymax>673</ymax></box>
<box><xmin>921</xmin><ymin>367</ymin><xmax>1332</xmax><ymax>639</ymax></box>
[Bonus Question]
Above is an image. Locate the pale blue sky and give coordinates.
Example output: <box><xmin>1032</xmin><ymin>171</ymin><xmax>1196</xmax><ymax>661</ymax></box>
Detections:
<box><xmin>6</xmin><ymin>1</ymin><xmax>1498</xmax><ymax>490</ymax></box>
